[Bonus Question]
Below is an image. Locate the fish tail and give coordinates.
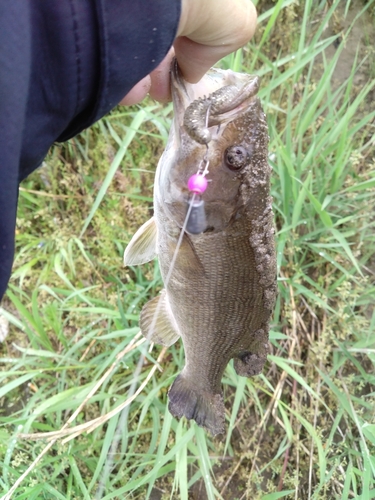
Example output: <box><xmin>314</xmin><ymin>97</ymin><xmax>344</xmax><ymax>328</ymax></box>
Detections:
<box><xmin>168</xmin><ymin>373</ymin><xmax>225</xmax><ymax>435</ymax></box>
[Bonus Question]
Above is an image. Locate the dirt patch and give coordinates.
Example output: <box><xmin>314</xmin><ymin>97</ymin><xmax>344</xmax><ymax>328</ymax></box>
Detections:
<box><xmin>314</xmin><ymin>3</ymin><xmax>375</xmax><ymax>90</ymax></box>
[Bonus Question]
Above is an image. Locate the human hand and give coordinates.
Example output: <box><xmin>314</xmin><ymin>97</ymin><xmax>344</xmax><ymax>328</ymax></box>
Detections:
<box><xmin>120</xmin><ymin>0</ymin><xmax>257</xmax><ymax>105</ymax></box>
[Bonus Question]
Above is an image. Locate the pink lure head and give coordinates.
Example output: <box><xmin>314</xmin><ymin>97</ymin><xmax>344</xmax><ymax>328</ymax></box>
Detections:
<box><xmin>187</xmin><ymin>174</ymin><xmax>208</xmax><ymax>194</ymax></box>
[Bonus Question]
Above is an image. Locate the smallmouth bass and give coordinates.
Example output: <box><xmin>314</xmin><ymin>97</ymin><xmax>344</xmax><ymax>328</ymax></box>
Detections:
<box><xmin>124</xmin><ymin>60</ymin><xmax>277</xmax><ymax>435</ymax></box>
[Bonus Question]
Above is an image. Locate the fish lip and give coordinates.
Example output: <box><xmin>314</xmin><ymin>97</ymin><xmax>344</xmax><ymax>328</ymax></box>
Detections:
<box><xmin>207</xmin><ymin>91</ymin><xmax>259</xmax><ymax>127</ymax></box>
<box><xmin>171</xmin><ymin>58</ymin><xmax>260</xmax><ymax>127</ymax></box>
<box><xmin>171</xmin><ymin>58</ymin><xmax>185</xmax><ymax>93</ymax></box>
<box><xmin>170</xmin><ymin>59</ymin><xmax>190</xmax><ymax>121</ymax></box>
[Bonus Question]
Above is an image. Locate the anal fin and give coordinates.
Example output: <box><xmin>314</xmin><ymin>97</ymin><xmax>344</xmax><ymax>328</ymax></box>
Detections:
<box><xmin>140</xmin><ymin>289</ymin><xmax>180</xmax><ymax>347</ymax></box>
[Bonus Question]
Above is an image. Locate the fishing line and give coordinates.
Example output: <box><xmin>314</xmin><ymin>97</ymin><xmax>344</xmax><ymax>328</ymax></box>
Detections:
<box><xmin>97</xmin><ymin>97</ymin><xmax>213</xmax><ymax>496</ymax></box>
<box><xmin>96</xmin><ymin>154</ymin><xmax>211</xmax><ymax>498</ymax></box>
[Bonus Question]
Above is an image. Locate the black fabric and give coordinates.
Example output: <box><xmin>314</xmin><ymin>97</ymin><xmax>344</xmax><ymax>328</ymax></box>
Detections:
<box><xmin>0</xmin><ymin>0</ymin><xmax>180</xmax><ymax>300</ymax></box>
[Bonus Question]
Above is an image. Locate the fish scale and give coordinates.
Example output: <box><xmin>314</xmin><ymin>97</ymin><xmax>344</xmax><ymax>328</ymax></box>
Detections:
<box><xmin>124</xmin><ymin>60</ymin><xmax>277</xmax><ymax>435</ymax></box>
<box><xmin>155</xmin><ymin>201</ymin><xmax>273</xmax><ymax>433</ymax></box>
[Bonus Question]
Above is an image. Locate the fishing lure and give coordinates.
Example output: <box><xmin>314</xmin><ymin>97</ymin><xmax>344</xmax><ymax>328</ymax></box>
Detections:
<box><xmin>185</xmin><ymin>105</ymin><xmax>211</xmax><ymax>235</ymax></box>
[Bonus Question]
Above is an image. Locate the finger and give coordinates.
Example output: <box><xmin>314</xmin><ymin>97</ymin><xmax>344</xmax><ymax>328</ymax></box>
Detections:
<box><xmin>174</xmin><ymin>37</ymin><xmax>231</xmax><ymax>84</ymax></box>
<box><xmin>149</xmin><ymin>48</ymin><xmax>175</xmax><ymax>102</ymax></box>
<box><xmin>119</xmin><ymin>75</ymin><xmax>151</xmax><ymax>106</ymax></box>
<box><xmin>176</xmin><ymin>0</ymin><xmax>257</xmax><ymax>83</ymax></box>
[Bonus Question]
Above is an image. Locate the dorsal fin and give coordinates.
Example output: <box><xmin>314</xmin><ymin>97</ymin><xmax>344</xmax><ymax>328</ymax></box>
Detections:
<box><xmin>124</xmin><ymin>217</ymin><xmax>157</xmax><ymax>266</ymax></box>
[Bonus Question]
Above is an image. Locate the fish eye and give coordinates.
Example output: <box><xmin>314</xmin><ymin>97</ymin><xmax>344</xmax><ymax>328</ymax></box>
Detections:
<box><xmin>224</xmin><ymin>146</ymin><xmax>248</xmax><ymax>171</ymax></box>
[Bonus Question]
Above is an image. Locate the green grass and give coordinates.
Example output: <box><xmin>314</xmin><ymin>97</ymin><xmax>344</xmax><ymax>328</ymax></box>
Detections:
<box><xmin>1</xmin><ymin>0</ymin><xmax>375</xmax><ymax>498</ymax></box>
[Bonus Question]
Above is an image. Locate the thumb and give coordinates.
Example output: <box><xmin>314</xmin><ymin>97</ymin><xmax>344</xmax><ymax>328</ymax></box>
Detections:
<box><xmin>174</xmin><ymin>38</ymin><xmax>235</xmax><ymax>84</ymax></box>
<box><xmin>175</xmin><ymin>0</ymin><xmax>257</xmax><ymax>83</ymax></box>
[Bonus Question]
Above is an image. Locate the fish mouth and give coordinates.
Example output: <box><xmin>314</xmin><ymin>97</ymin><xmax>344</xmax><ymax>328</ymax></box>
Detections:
<box><xmin>171</xmin><ymin>58</ymin><xmax>260</xmax><ymax>132</ymax></box>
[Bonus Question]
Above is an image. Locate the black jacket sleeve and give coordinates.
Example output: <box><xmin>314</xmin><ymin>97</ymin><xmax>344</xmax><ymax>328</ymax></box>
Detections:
<box><xmin>0</xmin><ymin>0</ymin><xmax>181</xmax><ymax>300</ymax></box>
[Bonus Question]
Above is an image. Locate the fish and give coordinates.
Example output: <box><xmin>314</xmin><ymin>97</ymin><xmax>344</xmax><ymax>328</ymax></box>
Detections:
<box><xmin>124</xmin><ymin>60</ymin><xmax>277</xmax><ymax>435</ymax></box>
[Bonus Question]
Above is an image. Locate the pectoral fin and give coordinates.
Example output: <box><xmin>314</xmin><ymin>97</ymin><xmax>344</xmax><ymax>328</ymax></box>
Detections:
<box><xmin>124</xmin><ymin>217</ymin><xmax>157</xmax><ymax>266</ymax></box>
<box><xmin>140</xmin><ymin>289</ymin><xmax>180</xmax><ymax>347</ymax></box>
<box><xmin>234</xmin><ymin>351</ymin><xmax>267</xmax><ymax>377</ymax></box>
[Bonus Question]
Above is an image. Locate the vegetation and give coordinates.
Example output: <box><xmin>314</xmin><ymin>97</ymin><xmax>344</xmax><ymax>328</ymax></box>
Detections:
<box><xmin>1</xmin><ymin>1</ymin><xmax>375</xmax><ymax>498</ymax></box>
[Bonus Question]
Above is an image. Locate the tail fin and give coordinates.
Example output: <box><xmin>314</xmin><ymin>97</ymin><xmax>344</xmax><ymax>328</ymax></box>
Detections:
<box><xmin>168</xmin><ymin>373</ymin><xmax>225</xmax><ymax>435</ymax></box>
